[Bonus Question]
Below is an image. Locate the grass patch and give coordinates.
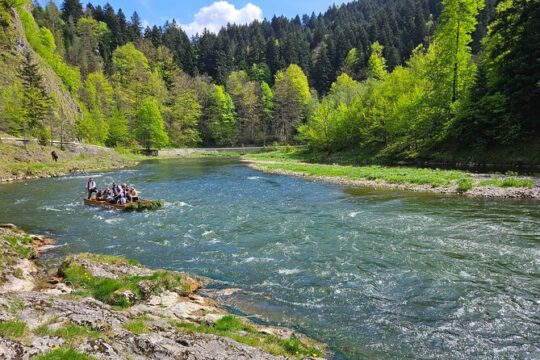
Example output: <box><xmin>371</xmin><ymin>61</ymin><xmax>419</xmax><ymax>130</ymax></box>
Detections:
<box><xmin>245</xmin><ymin>150</ymin><xmax>537</xmax><ymax>190</ymax></box>
<box><xmin>0</xmin><ymin>320</ymin><xmax>27</xmax><ymax>339</ymax></box>
<box><xmin>34</xmin><ymin>347</ymin><xmax>95</xmax><ymax>360</ymax></box>
<box><xmin>253</xmin><ymin>160</ymin><xmax>467</xmax><ymax>187</ymax></box>
<box><xmin>122</xmin><ymin>321</ymin><xmax>148</xmax><ymax>334</ymax></box>
<box><xmin>477</xmin><ymin>176</ymin><xmax>534</xmax><ymax>188</ymax></box>
<box><xmin>69</xmin><ymin>253</ymin><xmax>139</xmax><ymax>266</ymax></box>
<box><xmin>172</xmin><ymin>315</ymin><xmax>323</xmax><ymax>359</ymax></box>
<box><xmin>4</xmin><ymin>234</ymin><xmax>36</xmax><ymax>259</ymax></box>
<box><xmin>33</xmin><ymin>323</ymin><xmax>101</xmax><ymax>342</ymax></box>
<box><xmin>53</xmin><ymin>324</ymin><xmax>101</xmax><ymax>341</ymax></box>
<box><xmin>456</xmin><ymin>178</ymin><xmax>473</xmax><ymax>192</ymax></box>
<box><xmin>60</xmin><ymin>258</ymin><xmax>192</xmax><ymax>308</ymax></box>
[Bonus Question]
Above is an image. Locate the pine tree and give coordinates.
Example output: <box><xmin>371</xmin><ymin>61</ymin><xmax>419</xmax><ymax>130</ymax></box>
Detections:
<box><xmin>61</xmin><ymin>0</ymin><xmax>83</xmax><ymax>23</ymax></box>
<box><xmin>17</xmin><ymin>52</ymin><xmax>52</xmax><ymax>144</ymax></box>
<box><xmin>312</xmin><ymin>44</ymin><xmax>333</xmax><ymax>94</ymax></box>
<box><xmin>128</xmin><ymin>11</ymin><xmax>142</xmax><ymax>41</ymax></box>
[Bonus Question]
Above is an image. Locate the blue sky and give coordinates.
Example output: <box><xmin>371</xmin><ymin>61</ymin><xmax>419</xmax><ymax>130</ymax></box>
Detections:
<box><xmin>40</xmin><ymin>1</ymin><xmax>348</xmax><ymax>36</ymax></box>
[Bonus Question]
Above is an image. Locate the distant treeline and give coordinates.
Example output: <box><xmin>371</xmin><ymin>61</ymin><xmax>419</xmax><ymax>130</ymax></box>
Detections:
<box><xmin>0</xmin><ymin>0</ymin><xmax>537</xmax><ymax>163</ymax></box>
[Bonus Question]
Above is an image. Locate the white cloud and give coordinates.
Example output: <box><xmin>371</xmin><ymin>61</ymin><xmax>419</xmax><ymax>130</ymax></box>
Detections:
<box><xmin>180</xmin><ymin>1</ymin><xmax>262</xmax><ymax>37</ymax></box>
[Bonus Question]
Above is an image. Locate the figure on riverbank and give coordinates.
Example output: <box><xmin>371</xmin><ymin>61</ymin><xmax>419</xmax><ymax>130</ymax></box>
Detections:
<box><xmin>85</xmin><ymin>177</ymin><xmax>97</xmax><ymax>199</ymax></box>
<box><xmin>51</xmin><ymin>150</ymin><xmax>58</xmax><ymax>162</ymax></box>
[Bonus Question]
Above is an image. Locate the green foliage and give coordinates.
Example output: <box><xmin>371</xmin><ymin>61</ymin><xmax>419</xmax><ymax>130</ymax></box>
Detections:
<box><xmin>106</xmin><ymin>111</ymin><xmax>131</xmax><ymax>147</ymax></box>
<box><xmin>134</xmin><ymin>98</ymin><xmax>169</xmax><ymax>150</ymax></box>
<box><xmin>477</xmin><ymin>177</ymin><xmax>534</xmax><ymax>188</ymax></box>
<box><xmin>227</xmin><ymin>71</ymin><xmax>263</xmax><ymax>144</ymax></box>
<box><xmin>299</xmin><ymin>74</ymin><xmax>362</xmax><ymax>152</ymax></box>
<box><xmin>449</xmin><ymin>0</ymin><xmax>540</xmax><ymax>149</ymax></box>
<box><xmin>0</xmin><ymin>320</ymin><xmax>26</xmax><ymax>339</ymax></box>
<box><xmin>18</xmin><ymin>8</ymin><xmax>81</xmax><ymax>92</ymax></box>
<box><xmin>342</xmin><ymin>48</ymin><xmax>360</xmax><ymax>78</ymax></box>
<box><xmin>367</xmin><ymin>42</ymin><xmax>387</xmax><ymax>80</ymax></box>
<box><xmin>124</xmin><ymin>199</ymin><xmax>163</xmax><ymax>211</ymax></box>
<box><xmin>35</xmin><ymin>347</ymin><xmax>95</xmax><ymax>360</ymax></box>
<box><xmin>112</xmin><ymin>43</ymin><xmax>167</xmax><ymax>122</ymax></box>
<box><xmin>203</xmin><ymin>85</ymin><xmax>237</xmax><ymax>146</ymax></box>
<box><xmin>50</xmin><ymin>323</ymin><xmax>101</xmax><ymax>342</ymax></box>
<box><xmin>75</xmin><ymin>104</ymin><xmax>108</xmax><ymax>145</ymax></box>
<box><xmin>173</xmin><ymin>316</ymin><xmax>323</xmax><ymax>359</ymax></box>
<box><xmin>17</xmin><ymin>51</ymin><xmax>52</xmax><ymax>143</ymax></box>
<box><xmin>1</xmin><ymin>0</ymin><xmax>25</xmax><ymax>8</ymax></box>
<box><xmin>431</xmin><ymin>0</ymin><xmax>483</xmax><ymax>104</ymax></box>
<box><xmin>123</xmin><ymin>321</ymin><xmax>148</xmax><ymax>334</ymax></box>
<box><xmin>456</xmin><ymin>177</ymin><xmax>472</xmax><ymax>192</ymax></box>
<box><xmin>164</xmin><ymin>84</ymin><xmax>202</xmax><ymax>147</ymax></box>
<box><xmin>60</xmin><ymin>259</ymin><xmax>192</xmax><ymax>308</ymax></box>
<box><xmin>4</xmin><ymin>233</ymin><xmax>36</xmax><ymax>259</ymax></box>
<box><xmin>273</xmin><ymin>64</ymin><xmax>311</xmax><ymax>143</ymax></box>
<box><xmin>213</xmin><ymin>315</ymin><xmax>253</xmax><ymax>332</ymax></box>
<box><xmin>1</xmin><ymin>84</ymin><xmax>25</xmax><ymax>135</ymax></box>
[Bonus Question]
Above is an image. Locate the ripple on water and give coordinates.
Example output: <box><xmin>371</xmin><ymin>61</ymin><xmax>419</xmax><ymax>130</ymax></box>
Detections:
<box><xmin>1</xmin><ymin>158</ymin><xmax>539</xmax><ymax>359</ymax></box>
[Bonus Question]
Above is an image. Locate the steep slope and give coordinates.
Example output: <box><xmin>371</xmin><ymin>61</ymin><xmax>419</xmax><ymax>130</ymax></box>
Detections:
<box><xmin>0</xmin><ymin>2</ymin><xmax>79</xmax><ymax>139</ymax></box>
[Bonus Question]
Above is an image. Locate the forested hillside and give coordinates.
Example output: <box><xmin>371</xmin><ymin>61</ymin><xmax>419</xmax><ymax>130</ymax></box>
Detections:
<box><xmin>0</xmin><ymin>0</ymin><xmax>537</xmax><ymax>163</ymax></box>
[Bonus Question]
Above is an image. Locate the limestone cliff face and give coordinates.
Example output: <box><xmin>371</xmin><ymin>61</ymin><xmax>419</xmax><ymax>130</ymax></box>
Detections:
<box><xmin>0</xmin><ymin>225</ymin><xmax>326</xmax><ymax>360</ymax></box>
<box><xmin>0</xmin><ymin>4</ymin><xmax>79</xmax><ymax>139</ymax></box>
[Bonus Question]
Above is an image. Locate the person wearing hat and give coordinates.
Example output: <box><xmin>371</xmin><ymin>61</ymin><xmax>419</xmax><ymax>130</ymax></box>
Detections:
<box><xmin>86</xmin><ymin>177</ymin><xmax>97</xmax><ymax>200</ymax></box>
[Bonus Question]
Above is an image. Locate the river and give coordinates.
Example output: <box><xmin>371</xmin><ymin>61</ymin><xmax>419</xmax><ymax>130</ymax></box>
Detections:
<box><xmin>0</xmin><ymin>158</ymin><xmax>538</xmax><ymax>359</ymax></box>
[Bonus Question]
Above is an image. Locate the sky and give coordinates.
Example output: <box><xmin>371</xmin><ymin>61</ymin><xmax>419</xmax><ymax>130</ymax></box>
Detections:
<box><xmin>40</xmin><ymin>1</ymin><xmax>349</xmax><ymax>36</ymax></box>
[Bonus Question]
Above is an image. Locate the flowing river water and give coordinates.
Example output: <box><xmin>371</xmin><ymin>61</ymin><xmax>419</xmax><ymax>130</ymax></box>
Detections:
<box><xmin>0</xmin><ymin>158</ymin><xmax>539</xmax><ymax>359</ymax></box>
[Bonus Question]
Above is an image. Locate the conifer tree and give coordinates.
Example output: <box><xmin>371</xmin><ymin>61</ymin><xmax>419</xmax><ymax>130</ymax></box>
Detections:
<box><xmin>17</xmin><ymin>52</ymin><xmax>52</xmax><ymax>144</ymax></box>
<box><xmin>61</xmin><ymin>0</ymin><xmax>83</xmax><ymax>23</ymax></box>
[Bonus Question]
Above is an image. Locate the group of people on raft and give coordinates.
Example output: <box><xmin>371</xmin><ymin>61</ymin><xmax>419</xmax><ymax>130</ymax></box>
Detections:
<box><xmin>85</xmin><ymin>177</ymin><xmax>139</xmax><ymax>205</ymax></box>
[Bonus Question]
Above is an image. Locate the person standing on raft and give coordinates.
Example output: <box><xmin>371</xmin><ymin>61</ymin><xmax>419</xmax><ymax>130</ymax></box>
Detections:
<box><xmin>86</xmin><ymin>177</ymin><xmax>97</xmax><ymax>199</ymax></box>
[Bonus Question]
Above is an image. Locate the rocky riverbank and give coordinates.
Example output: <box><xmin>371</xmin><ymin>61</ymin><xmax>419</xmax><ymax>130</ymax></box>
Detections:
<box><xmin>245</xmin><ymin>160</ymin><xmax>540</xmax><ymax>199</ymax></box>
<box><xmin>0</xmin><ymin>225</ymin><xmax>326</xmax><ymax>359</ymax></box>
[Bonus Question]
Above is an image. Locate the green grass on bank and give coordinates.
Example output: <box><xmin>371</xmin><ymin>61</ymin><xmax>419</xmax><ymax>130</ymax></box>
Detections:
<box><xmin>173</xmin><ymin>315</ymin><xmax>323</xmax><ymax>359</ymax></box>
<box><xmin>34</xmin><ymin>347</ymin><xmax>95</xmax><ymax>360</ymax></box>
<box><xmin>0</xmin><ymin>142</ymin><xmax>141</xmax><ymax>180</ymax></box>
<box><xmin>244</xmin><ymin>150</ymin><xmax>535</xmax><ymax>190</ymax></box>
<box><xmin>0</xmin><ymin>228</ymin><xmax>39</xmax><ymax>287</ymax></box>
<box><xmin>59</xmin><ymin>256</ymin><xmax>192</xmax><ymax>308</ymax></box>
<box><xmin>0</xmin><ymin>320</ymin><xmax>27</xmax><ymax>339</ymax></box>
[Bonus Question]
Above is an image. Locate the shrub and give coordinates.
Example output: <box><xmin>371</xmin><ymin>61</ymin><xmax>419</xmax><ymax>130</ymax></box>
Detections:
<box><xmin>456</xmin><ymin>178</ymin><xmax>473</xmax><ymax>192</ymax></box>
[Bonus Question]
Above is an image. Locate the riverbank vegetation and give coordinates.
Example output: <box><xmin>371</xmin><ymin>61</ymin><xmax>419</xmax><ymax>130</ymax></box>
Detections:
<box><xmin>173</xmin><ymin>316</ymin><xmax>323</xmax><ymax>358</ymax></box>
<box><xmin>0</xmin><ymin>141</ymin><xmax>140</xmax><ymax>181</ymax></box>
<box><xmin>245</xmin><ymin>150</ymin><xmax>535</xmax><ymax>191</ymax></box>
<box><xmin>0</xmin><ymin>225</ymin><xmax>327</xmax><ymax>359</ymax></box>
<box><xmin>1</xmin><ymin>0</ymin><xmax>537</xmax><ymax>167</ymax></box>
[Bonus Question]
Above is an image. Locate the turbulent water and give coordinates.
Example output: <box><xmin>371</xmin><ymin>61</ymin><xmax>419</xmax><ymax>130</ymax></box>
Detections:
<box><xmin>0</xmin><ymin>158</ymin><xmax>539</xmax><ymax>359</ymax></box>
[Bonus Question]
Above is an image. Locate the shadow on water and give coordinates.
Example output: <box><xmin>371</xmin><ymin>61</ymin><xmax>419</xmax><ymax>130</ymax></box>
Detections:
<box><xmin>0</xmin><ymin>158</ymin><xmax>539</xmax><ymax>359</ymax></box>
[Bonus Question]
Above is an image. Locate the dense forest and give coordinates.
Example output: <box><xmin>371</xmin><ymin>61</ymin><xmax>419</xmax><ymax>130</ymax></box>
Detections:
<box><xmin>0</xmin><ymin>0</ymin><xmax>538</xmax><ymax>163</ymax></box>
